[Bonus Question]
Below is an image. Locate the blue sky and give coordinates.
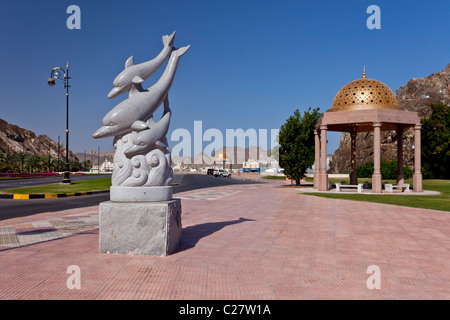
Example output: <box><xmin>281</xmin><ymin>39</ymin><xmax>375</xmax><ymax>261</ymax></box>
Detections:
<box><xmin>0</xmin><ymin>0</ymin><xmax>449</xmax><ymax>156</ymax></box>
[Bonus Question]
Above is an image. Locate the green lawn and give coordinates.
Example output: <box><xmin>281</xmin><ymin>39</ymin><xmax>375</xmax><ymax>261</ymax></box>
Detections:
<box><xmin>0</xmin><ymin>177</ymin><xmax>112</xmax><ymax>194</ymax></box>
<box><xmin>262</xmin><ymin>175</ymin><xmax>286</xmax><ymax>180</ymax></box>
<box><xmin>303</xmin><ymin>179</ymin><xmax>450</xmax><ymax>212</ymax></box>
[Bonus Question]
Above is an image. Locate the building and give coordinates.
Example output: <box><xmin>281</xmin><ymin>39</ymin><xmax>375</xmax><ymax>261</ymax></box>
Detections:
<box><xmin>90</xmin><ymin>159</ymin><xmax>114</xmax><ymax>173</ymax></box>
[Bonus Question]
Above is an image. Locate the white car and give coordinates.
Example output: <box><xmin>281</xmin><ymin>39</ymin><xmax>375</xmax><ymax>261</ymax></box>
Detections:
<box><xmin>214</xmin><ymin>169</ymin><xmax>231</xmax><ymax>178</ymax></box>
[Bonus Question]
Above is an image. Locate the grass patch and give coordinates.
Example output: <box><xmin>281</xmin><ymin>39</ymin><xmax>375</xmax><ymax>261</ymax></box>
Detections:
<box><xmin>263</xmin><ymin>175</ymin><xmax>286</xmax><ymax>180</ymax></box>
<box><xmin>303</xmin><ymin>179</ymin><xmax>450</xmax><ymax>212</ymax></box>
<box><xmin>0</xmin><ymin>177</ymin><xmax>111</xmax><ymax>194</ymax></box>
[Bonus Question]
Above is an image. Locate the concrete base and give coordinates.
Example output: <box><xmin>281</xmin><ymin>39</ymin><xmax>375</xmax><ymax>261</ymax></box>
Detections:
<box><xmin>99</xmin><ymin>199</ymin><xmax>182</xmax><ymax>256</ymax></box>
<box><xmin>110</xmin><ymin>186</ymin><xmax>173</xmax><ymax>202</ymax></box>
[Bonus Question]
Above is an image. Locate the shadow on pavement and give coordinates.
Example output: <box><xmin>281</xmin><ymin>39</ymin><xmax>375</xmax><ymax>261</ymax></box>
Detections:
<box><xmin>176</xmin><ymin>217</ymin><xmax>255</xmax><ymax>252</ymax></box>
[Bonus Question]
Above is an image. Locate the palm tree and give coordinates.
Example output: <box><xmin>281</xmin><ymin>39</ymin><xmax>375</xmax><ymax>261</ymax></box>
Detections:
<box><xmin>44</xmin><ymin>156</ymin><xmax>56</xmax><ymax>172</ymax></box>
<box><xmin>82</xmin><ymin>160</ymin><xmax>92</xmax><ymax>172</ymax></box>
<box><xmin>24</xmin><ymin>155</ymin><xmax>42</xmax><ymax>173</ymax></box>
<box><xmin>0</xmin><ymin>153</ymin><xmax>12</xmax><ymax>172</ymax></box>
<box><xmin>13</xmin><ymin>153</ymin><xmax>24</xmax><ymax>173</ymax></box>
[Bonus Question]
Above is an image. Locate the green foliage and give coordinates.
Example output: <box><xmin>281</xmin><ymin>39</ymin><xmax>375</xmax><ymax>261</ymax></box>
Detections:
<box><xmin>356</xmin><ymin>161</ymin><xmax>374</xmax><ymax>178</ymax></box>
<box><xmin>304</xmin><ymin>179</ymin><xmax>450</xmax><ymax>212</ymax></box>
<box><xmin>421</xmin><ymin>103</ymin><xmax>449</xmax><ymax>179</ymax></box>
<box><xmin>356</xmin><ymin>160</ymin><xmax>412</xmax><ymax>179</ymax></box>
<box><xmin>278</xmin><ymin>107</ymin><xmax>321</xmax><ymax>186</ymax></box>
<box><xmin>0</xmin><ymin>151</ymin><xmax>91</xmax><ymax>173</ymax></box>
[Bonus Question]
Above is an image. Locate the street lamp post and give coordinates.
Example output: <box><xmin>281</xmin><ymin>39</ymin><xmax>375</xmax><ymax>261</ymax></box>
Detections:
<box><xmin>48</xmin><ymin>62</ymin><xmax>71</xmax><ymax>184</ymax></box>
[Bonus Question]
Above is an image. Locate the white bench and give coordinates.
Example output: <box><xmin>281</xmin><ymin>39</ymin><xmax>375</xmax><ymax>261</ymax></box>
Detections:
<box><xmin>336</xmin><ymin>183</ymin><xmax>363</xmax><ymax>193</ymax></box>
<box><xmin>385</xmin><ymin>184</ymin><xmax>410</xmax><ymax>193</ymax></box>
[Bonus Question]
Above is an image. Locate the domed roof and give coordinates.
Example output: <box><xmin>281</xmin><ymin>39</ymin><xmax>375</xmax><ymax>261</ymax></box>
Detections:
<box><xmin>214</xmin><ymin>152</ymin><xmax>228</xmax><ymax>161</ymax></box>
<box><xmin>330</xmin><ymin>70</ymin><xmax>400</xmax><ymax>112</ymax></box>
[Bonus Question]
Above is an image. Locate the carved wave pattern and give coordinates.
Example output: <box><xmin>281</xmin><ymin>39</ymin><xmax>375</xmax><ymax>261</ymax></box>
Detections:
<box><xmin>112</xmin><ymin>132</ymin><xmax>172</xmax><ymax>187</ymax></box>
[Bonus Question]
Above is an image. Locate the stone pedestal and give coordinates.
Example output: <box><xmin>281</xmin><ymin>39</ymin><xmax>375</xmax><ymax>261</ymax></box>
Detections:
<box><xmin>99</xmin><ymin>199</ymin><xmax>182</xmax><ymax>256</ymax></box>
<box><xmin>110</xmin><ymin>186</ymin><xmax>172</xmax><ymax>202</ymax></box>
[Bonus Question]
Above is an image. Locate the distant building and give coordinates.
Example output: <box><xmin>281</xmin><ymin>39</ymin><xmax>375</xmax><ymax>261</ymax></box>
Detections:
<box><xmin>90</xmin><ymin>159</ymin><xmax>113</xmax><ymax>173</ymax></box>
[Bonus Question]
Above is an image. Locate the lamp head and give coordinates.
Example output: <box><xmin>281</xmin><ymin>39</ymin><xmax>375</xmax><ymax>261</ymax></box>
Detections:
<box><xmin>47</xmin><ymin>78</ymin><xmax>56</xmax><ymax>87</ymax></box>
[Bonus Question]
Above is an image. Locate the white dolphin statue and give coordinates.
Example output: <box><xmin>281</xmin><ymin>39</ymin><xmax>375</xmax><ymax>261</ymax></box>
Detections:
<box><xmin>93</xmin><ymin>45</ymin><xmax>190</xmax><ymax>139</ymax></box>
<box><xmin>124</xmin><ymin>98</ymin><xmax>171</xmax><ymax>157</ymax></box>
<box><xmin>107</xmin><ymin>31</ymin><xmax>176</xmax><ymax>99</ymax></box>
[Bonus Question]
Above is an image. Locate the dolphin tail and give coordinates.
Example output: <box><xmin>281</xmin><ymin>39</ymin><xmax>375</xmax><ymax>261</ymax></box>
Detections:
<box><xmin>162</xmin><ymin>31</ymin><xmax>176</xmax><ymax>48</ymax></box>
<box><xmin>173</xmin><ymin>45</ymin><xmax>190</xmax><ymax>57</ymax></box>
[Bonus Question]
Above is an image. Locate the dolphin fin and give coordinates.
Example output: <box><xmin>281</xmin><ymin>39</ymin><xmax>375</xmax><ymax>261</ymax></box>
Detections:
<box><xmin>132</xmin><ymin>76</ymin><xmax>145</xmax><ymax>84</ymax></box>
<box><xmin>129</xmin><ymin>76</ymin><xmax>145</xmax><ymax>98</ymax></box>
<box><xmin>146</xmin><ymin>115</ymin><xmax>156</xmax><ymax>127</ymax></box>
<box><xmin>131</xmin><ymin>120</ymin><xmax>149</xmax><ymax>131</ymax></box>
<box><xmin>162</xmin><ymin>31</ymin><xmax>176</xmax><ymax>48</ymax></box>
<box><xmin>174</xmin><ymin>45</ymin><xmax>190</xmax><ymax>57</ymax></box>
<box><xmin>155</xmin><ymin>140</ymin><xmax>168</xmax><ymax>149</ymax></box>
<box><xmin>125</xmin><ymin>56</ymin><xmax>134</xmax><ymax>68</ymax></box>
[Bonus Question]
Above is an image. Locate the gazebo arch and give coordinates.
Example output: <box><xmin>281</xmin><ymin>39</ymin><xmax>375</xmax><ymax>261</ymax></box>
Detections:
<box><xmin>314</xmin><ymin>70</ymin><xmax>423</xmax><ymax>193</ymax></box>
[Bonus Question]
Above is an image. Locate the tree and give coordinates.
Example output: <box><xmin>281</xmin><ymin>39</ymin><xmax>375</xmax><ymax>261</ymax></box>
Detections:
<box><xmin>421</xmin><ymin>103</ymin><xmax>449</xmax><ymax>179</ymax></box>
<box><xmin>356</xmin><ymin>160</ymin><xmax>413</xmax><ymax>179</ymax></box>
<box><xmin>278</xmin><ymin>107</ymin><xmax>321</xmax><ymax>185</ymax></box>
<box><xmin>82</xmin><ymin>160</ymin><xmax>92</xmax><ymax>172</ymax></box>
<box><xmin>0</xmin><ymin>152</ymin><xmax>13</xmax><ymax>172</ymax></box>
<box><xmin>24</xmin><ymin>154</ymin><xmax>45</xmax><ymax>173</ymax></box>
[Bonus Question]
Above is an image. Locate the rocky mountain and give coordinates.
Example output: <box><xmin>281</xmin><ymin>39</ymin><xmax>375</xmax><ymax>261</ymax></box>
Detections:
<box><xmin>328</xmin><ymin>64</ymin><xmax>450</xmax><ymax>174</ymax></box>
<box><xmin>0</xmin><ymin>118</ymin><xmax>77</xmax><ymax>160</ymax></box>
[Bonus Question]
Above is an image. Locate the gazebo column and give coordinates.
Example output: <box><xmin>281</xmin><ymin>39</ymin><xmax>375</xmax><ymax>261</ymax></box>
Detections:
<box><xmin>319</xmin><ymin>125</ymin><xmax>329</xmax><ymax>191</ymax></box>
<box><xmin>413</xmin><ymin>124</ymin><xmax>423</xmax><ymax>192</ymax></box>
<box><xmin>396</xmin><ymin>127</ymin><xmax>404</xmax><ymax>186</ymax></box>
<box><xmin>314</xmin><ymin>129</ymin><xmax>320</xmax><ymax>189</ymax></box>
<box><xmin>350</xmin><ymin>129</ymin><xmax>357</xmax><ymax>185</ymax></box>
<box><xmin>372</xmin><ymin>122</ymin><xmax>382</xmax><ymax>193</ymax></box>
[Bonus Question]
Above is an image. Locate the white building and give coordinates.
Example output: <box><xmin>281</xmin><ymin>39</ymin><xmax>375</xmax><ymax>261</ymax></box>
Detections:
<box><xmin>90</xmin><ymin>159</ymin><xmax>114</xmax><ymax>173</ymax></box>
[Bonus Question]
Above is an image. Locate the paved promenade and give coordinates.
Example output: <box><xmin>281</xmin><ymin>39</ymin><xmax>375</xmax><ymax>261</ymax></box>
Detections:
<box><xmin>0</xmin><ymin>179</ymin><xmax>449</xmax><ymax>300</ymax></box>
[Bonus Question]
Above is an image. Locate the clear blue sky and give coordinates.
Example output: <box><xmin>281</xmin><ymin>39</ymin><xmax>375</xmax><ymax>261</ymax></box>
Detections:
<box><xmin>0</xmin><ymin>0</ymin><xmax>449</xmax><ymax>156</ymax></box>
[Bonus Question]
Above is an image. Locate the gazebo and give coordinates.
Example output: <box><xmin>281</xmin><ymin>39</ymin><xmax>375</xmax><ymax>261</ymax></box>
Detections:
<box><xmin>314</xmin><ymin>69</ymin><xmax>423</xmax><ymax>193</ymax></box>
<box><xmin>213</xmin><ymin>152</ymin><xmax>229</xmax><ymax>170</ymax></box>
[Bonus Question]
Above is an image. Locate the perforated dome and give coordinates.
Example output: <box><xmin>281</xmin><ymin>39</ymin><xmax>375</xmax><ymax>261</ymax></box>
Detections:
<box><xmin>330</xmin><ymin>71</ymin><xmax>399</xmax><ymax>112</ymax></box>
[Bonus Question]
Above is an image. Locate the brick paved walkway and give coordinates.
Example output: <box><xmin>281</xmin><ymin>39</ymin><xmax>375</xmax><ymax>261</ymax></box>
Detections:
<box><xmin>0</xmin><ymin>181</ymin><xmax>449</xmax><ymax>299</ymax></box>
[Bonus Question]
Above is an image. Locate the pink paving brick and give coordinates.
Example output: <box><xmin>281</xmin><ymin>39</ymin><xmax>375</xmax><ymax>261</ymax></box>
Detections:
<box><xmin>0</xmin><ymin>180</ymin><xmax>449</xmax><ymax>300</ymax></box>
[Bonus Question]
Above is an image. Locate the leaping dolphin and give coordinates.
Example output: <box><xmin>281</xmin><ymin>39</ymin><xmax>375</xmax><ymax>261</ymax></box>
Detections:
<box><xmin>93</xmin><ymin>45</ymin><xmax>190</xmax><ymax>139</ymax></box>
<box><xmin>124</xmin><ymin>99</ymin><xmax>171</xmax><ymax>157</ymax></box>
<box><xmin>107</xmin><ymin>31</ymin><xmax>176</xmax><ymax>99</ymax></box>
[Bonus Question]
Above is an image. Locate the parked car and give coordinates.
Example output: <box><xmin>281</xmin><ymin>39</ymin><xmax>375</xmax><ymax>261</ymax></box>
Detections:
<box><xmin>214</xmin><ymin>169</ymin><xmax>231</xmax><ymax>178</ymax></box>
<box><xmin>207</xmin><ymin>168</ymin><xmax>215</xmax><ymax>175</ymax></box>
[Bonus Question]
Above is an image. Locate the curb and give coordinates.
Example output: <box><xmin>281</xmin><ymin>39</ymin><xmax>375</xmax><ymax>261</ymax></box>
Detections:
<box><xmin>0</xmin><ymin>190</ymin><xmax>109</xmax><ymax>200</ymax></box>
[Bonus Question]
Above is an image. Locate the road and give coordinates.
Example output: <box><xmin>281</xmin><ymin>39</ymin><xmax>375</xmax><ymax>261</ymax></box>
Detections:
<box><xmin>0</xmin><ymin>174</ymin><xmax>261</xmax><ymax>221</ymax></box>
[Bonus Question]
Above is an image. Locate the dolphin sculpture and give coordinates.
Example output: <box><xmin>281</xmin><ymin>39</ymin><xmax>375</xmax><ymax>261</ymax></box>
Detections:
<box><xmin>124</xmin><ymin>98</ymin><xmax>171</xmax><ymax>157</ymax></box>
<box><xmin>93</xmin><ymin>45</ymin><xmax>190</xmax><ymax>139</ymax></box>
<box><xmin>107</xmin><ymin>31</ymin><xmax>176</xmax><ymax>99</ymax></box>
